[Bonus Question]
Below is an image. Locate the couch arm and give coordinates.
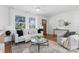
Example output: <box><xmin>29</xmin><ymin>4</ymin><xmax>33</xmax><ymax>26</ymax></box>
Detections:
<box><xmin>14</xmin><ymin>34</ymin><xmax>18</xmax><ymax>38</ymax></box>
<box><xmin>57</xmin><ymin>36</ymin><xmax>68</xmax><ymax>45</ymax></box>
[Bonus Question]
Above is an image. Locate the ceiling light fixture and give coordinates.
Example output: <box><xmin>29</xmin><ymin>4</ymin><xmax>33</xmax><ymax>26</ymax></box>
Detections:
<box><xmin>36</xmin><ymin>6</ymin><xmax>40</xmax><ymax>12</ymax></box>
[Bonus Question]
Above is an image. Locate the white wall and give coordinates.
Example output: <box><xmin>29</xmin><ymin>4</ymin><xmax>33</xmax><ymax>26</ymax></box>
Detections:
<box><xmin>0</xmin><ymin>6</ymin><xmax>10</xmax><ymax>30</ymax></box>
<box><xmin>9</xmin><ymin>8</ymin><xmax>27</xmax><ymax>30</ymax></box>
<box><xmin>0</xmin><ymin>6</ymin><xmax>47</xmax><ymax>31</ymax></box>
<box><xmin>48</xmin><ymin>10</ymin><xmax>79</xmax><ymax>34</ymax></box>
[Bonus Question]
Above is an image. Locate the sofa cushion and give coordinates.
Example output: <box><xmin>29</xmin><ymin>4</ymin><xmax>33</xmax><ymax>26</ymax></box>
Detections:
<box><xmin>23</xmin><ymin>29</ymin><xmax>28</xmax><ymax>35</ymax></box>
<box><xmin>28</xmin><ymin>29</ymin><xmax>38</xmax><ymax>34</ymax></box>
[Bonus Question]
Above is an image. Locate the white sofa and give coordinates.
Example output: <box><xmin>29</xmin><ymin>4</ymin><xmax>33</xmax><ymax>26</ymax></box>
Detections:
<box><xmin>14</xmin><ymin>33</ymin><xmax>25</xmax><ymax>43</ymax></box>
<box><xmin>14</xmin><ymin>29</ymin><xmax>43</xmax><ymax>43</ymax></box>
<box><xmin>24</xmin><ymin>29</ymin><xmax>43</xmax><ymax>42</ymax></box>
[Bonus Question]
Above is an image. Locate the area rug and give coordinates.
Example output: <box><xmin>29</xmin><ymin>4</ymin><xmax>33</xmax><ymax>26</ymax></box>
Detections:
<box><xmin>22</xmin><ymin>41</ymin><xmax>75</xmax><ymax>53</ymax></box>
<box><xmin>12</xmin><ymin>41</ymin><xmax>79</xmax><ymax>53</ymax></box>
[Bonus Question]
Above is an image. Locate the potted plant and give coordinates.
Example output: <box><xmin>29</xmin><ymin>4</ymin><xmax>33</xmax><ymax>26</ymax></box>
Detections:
<box><xmin>34</xmin><ymin>35</ymin><xmax>45</xmax><ymax>39</ymax></box>
<box><xmin>64</xmin><ymin>21</ymin><xmax>71</xmax><ymax>27</ymax></box>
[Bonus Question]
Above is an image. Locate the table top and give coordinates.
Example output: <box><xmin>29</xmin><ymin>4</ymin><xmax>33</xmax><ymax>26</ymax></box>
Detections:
<box><xmin>31</xmin><ymin>38</ymin><xmax>48</xmax><ymax>44</ymax></box>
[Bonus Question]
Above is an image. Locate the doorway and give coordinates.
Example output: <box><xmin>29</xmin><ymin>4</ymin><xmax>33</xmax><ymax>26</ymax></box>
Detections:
<box><xmin>42</xmin><ymin>19</ymin><xmax>47</xmax><ymax>35</ymax></box>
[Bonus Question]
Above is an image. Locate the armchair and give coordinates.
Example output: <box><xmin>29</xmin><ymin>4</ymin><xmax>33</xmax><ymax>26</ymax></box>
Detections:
<box><xmin>4</xmin><ymin>30</ymin><xmax>12</xmax><ymax>42</ymax></box>
<box><xmin>58</xmin><ymin>35</ymin><xmax>79</xmax><ymax>50</ymax></box>
<box><xmin>56</xmin><ymin>29</ymin><xmax>79</xmax><ymax>50</ymax></box>
<box><xmin>64</xmin><ymin>35</ymin><xmax>79</xmax><ymax>50</ymax></box>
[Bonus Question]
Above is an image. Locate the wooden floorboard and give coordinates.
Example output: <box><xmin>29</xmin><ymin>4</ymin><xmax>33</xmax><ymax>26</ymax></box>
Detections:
<box><xmin>46</xmin><ymin>34</ymin><xmax>57</xmax><ymax>42</ymax></box>
<box><xmin>5</xmin><ymin>42</ymin><xmax>12</xmax><ymax>53</ymax></box>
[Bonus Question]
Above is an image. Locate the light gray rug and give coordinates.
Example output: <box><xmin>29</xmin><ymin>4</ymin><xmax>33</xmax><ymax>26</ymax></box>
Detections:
<box><xmin>12</xmin><ymin>41</ymin><xmax>79</xmax><ymax>53</ymax></box>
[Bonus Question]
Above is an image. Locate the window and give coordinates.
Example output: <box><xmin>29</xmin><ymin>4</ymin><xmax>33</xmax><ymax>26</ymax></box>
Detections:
<box><xmin>15</xmin><ymin>16</ymin><xmax>26</xmax><ymax>29</ymax></box>
<box><xmin>29</xmin><ymin>17</ymin><xmax>36</xmax><ymax>28</ymax></box>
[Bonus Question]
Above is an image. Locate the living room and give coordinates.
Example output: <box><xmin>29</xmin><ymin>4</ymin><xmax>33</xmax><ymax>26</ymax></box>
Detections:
<box><xmin>0</xmin><ymin>5</ymin><xmax>49</xmax><ymax>53</ymax></box>
<box><xmin>0</xmin><ymin>5</ymin><xmax>79</xmax><ymax>53</ymax></box>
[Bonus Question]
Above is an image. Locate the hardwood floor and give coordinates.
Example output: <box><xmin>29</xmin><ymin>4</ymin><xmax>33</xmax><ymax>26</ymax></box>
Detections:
<box><xmin>0</xmin><ymin>35</ymin><xmax>4</xmax><ymax>43</ymax></box>
<box><xmin>5</xmin><ymin>34</ymin><xmax>57</xmax><ymax>53</ymax></box>
<box><xmin>5</xmin><ymin>42</ymin><xmax>12</xmax><ymax>53</ymax></box>
<box><xmin>46</xmin><ymin>34</ymin><xmax>57</xmax><ymax>41</ymax></box>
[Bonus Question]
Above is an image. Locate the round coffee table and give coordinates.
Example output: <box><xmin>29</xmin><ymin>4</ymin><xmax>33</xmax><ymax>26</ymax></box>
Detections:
<box><xmin>31</xmin><ymin>38</ymin><xmax>49</xmax><ymax>53</ymax></box>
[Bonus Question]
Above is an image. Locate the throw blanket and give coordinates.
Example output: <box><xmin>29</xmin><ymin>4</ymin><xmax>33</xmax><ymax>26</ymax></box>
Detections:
<box><xmin>63</xmin><ymin>35</ymin><xmax>79</xmax><ymax>50</ymax></box>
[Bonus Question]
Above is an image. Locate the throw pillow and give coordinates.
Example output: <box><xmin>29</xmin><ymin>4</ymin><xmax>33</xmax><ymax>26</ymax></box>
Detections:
<box><xmin>17</xmin><ymin>30</ymin><xmax>23</xmax><ymax>37</ymax></box>
<box><xmin>64</xmin><ymin>31</ymin><xmax>76</xmax><ymax>37</ymax></box>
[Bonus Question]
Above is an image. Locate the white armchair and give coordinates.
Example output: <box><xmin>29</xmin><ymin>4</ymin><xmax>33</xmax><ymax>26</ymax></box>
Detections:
<box><xmin>4</xmin><ymin>30</ymin><xmax>12</xmax><ymax>42</ymax></box>
<box><xmin>58</xmin><ymin>35</ymin><xmax>79</xmax><ymax>50</ymax></box>
<box><xmin>4</xmin><ymin>35</ymin><xmax>12</xmax><ymax>42</ymax></box>
<box><xmin>65</xmin><ymin>35</ymin><xmax>79</xmax><ymax>50</ymax></box>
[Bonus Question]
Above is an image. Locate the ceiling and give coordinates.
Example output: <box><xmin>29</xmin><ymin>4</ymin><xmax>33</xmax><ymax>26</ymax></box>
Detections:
<box><xmin>7</xmin><ymin>5</ymin><xmax>79</xmax><ymax>16</ymax></box>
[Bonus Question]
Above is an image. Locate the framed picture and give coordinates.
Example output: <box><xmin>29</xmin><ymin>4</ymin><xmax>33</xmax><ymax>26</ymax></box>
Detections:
<box><xmin>15</xmin><ymin>15</ymin><xmax>26</xmax><ymax>29</ymax></box>
<box><xmin>29</xmin><ymin>17</ymin><xmax>36</xmax><ymax>28</ymax></box>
